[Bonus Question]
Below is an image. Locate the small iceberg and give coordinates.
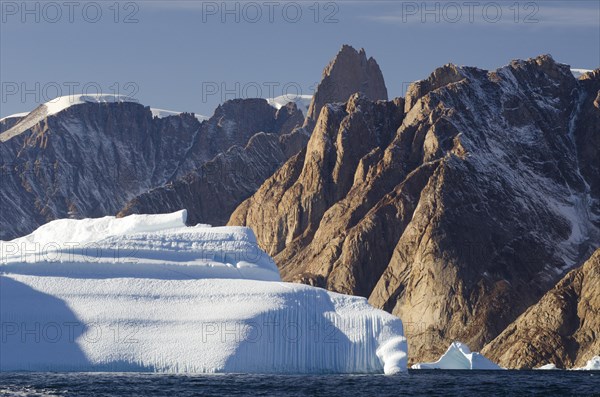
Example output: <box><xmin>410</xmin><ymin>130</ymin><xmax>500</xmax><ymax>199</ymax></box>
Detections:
<box><xmin>573</xmin><ymin>356</ymin><xmax>600</xmax><ymax>371</ymax></box>
<box><xmin>536</xmin><ymin>363</ymin><xmax>559</xmax><ymax>370</ymax></box>
<box><xmin>411</xmin><ymin>342</ymin><xmax>503</xmax><ymax>370</ymax></box>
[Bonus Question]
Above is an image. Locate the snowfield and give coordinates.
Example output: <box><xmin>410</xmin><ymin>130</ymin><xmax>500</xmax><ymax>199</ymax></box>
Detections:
<box><xmin>267</xmin><ymin>95</ymin><xmax>312</xmax><ymax>117</ymax></box>
<box><xmin>150</xmin><ymin>108</ymin><xmax>208</xmax><ymax>121</ymax></box>
<box><xmin>411</xmin><ymin>342</ymin><xmax>503</xmax><ymax>370</ymax></box>
<box><xmin>571</xmin><ymin>68</ymin><xmax>593</xmax><ymax>79</ymax></box>
<box><xmin>0</xmin><ymin>211</ymin><xmax>408</xmax><ymax>374</ymax></box>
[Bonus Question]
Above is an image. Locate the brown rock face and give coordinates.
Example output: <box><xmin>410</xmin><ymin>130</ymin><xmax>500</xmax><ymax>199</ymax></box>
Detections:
<box><xmin>229</xmin><ymin>55</ymin><xmax>600</xmax><ymax>365</ymax></box>
<box><xmin>481</xmin><ymin>249</ymin><xmax>600</xmax><ymax>369</ymax></box>
<box><xmin>305</xmin><ymin>45</ymin><xmax>388</xmax><ymax>126</ymax></box>
<box><xmin>120</xmin><ymin>45</ymin><xmax>388</xmax><ymax>228</ymax></box>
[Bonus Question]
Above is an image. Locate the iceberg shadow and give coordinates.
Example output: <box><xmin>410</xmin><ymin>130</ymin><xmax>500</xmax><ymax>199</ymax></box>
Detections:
<box><xmin>0</xmin><ymin>276</ymin><xmax>91</xmax><ymax>371</ymax></box>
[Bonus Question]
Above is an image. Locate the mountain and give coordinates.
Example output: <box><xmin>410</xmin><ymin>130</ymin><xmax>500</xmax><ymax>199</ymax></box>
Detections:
<box><xmin>481</xmin><ymin>248</ymin><xmax>600</xmax><ymax>369</ymax></box>
<box><xmin>0</xmin><ymin>94</ymin><xmax>300</xmax><ymax>240</ymax></box>
<box><xmin>229</xmin><ymin>55</ymin><xmax>600</xmax><ymax>365</ymax></box>
<box><xmin>0</xmin><ymin>113</ymin><xmax>29</xmax><ymax>132</ymax></box>
<box><xmin>118</xmin><ymin>45</ymin><xmax>388</xmax><ymax>226</ymax></box>
<box><xmin>118</xmin><ymin>124</ymin><xmax>304</xmax><ymax>226</ymax></box>
<box><xmin>305</xmin><ymin>44</ymin><xmax>388</xmax><ymax>126</ymax></box>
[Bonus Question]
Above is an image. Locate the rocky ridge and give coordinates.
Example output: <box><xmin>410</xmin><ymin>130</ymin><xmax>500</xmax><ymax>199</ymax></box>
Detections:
<box><xmin>229</xmin><ymin>55</ymin><xmax>600</xmax><ymax>365</ymax></box>
<box><xmin>119</xmin><ymin>45</ymin><xmax>389</xmax><ymax>226</ymax></box>
<box><xmin>0</xmin><ymin>97</ymin><xmax>301</xmax><ymax>240</ymax></box>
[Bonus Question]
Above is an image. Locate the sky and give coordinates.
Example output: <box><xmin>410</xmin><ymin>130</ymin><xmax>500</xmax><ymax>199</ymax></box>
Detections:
<box><xmin>0</xmin><ymin>0</ymin><xmax>598</xmax><ymax>118</ymax></box>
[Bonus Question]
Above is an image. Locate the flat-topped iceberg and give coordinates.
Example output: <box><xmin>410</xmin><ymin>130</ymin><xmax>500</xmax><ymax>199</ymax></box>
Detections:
<box><xmin>411</xmin><ymin>342</ymin><xmax>503</xmax><ymax>370</ymax></box>
<box><xmin>0</xmin><ymin>211</ymin><xmax>407</xmax><ymax>374</ymax></box>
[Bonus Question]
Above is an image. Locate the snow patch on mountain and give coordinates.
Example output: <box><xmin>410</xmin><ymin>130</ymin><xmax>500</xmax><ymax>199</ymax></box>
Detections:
<box><xmin>0</xmin><ymin>211</ymin><xmax>408</xmax><ymax>374</ymax></box>
<box><xmin>267</xmin><ymin>95</ymin><xmax>312</xmax><ymax>116</ymax></box>
<box><xmin>44</xmin><ymin>94</ymin><xmax>139</xmax><ymax>117</ymax></box>
<box><xmin>571</xmin><ymin>69</ymin><xmax>593</xmax><ymax>79</ymax></box>
<box><xmin>0</xmin><ymin>112</ymin><xmax>29</xmax><ymax>122</ymax></box>
<box><xmin>150</xmin><ymin>108</ymin><xmax>208</xmax><ymax>121</ymax></box>
<box><xmin>411</xmin><ymin>342</ymin><xmax>503</xmax><ymax>370</ymax></box>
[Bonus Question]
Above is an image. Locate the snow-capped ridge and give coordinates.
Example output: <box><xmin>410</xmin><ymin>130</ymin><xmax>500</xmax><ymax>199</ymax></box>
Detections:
<box><xmin>44</xmin><ymin>93</ymin><xmax>140</xmax><ymax>117</ymax></box>
<box><xmin>0</xmin><ymin>112</ymin><xmax>29</xmax><ymax>123</ymax></box>
<box><xmin>266</xmin><ymin>95</ymin><xmax>312</xmax><ymax>117</ymax></box>
<box><xmin>0</xmin><ymin>94</ymin><xmax>207</xmax><ymax>143</ymax></box>
<box><xmin>150</xmin><ymin>108</ymin><xmax>208</xmax><ymax>121</ymax></box>
<box><xmin>571</xmin><ymin>68</ymin><xmax>594</xmax><ymax>79</ymax></box>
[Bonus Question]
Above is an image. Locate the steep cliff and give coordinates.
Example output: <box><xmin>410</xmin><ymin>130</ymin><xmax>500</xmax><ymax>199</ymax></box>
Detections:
<box><xmin>0</xmin><ymin>95</ymin><xmax>295</xmax><ymax>239</ymax></box>
<box><xmin>229</xmin><ymin>56</ymin><xmax>600</xmax><ymax>364</ymax></box>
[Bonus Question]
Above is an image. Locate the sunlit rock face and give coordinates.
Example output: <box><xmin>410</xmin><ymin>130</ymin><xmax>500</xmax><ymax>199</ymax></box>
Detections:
<box><xmin>230</xmin><ymin>57</ymin><xmax>600</xmax><ymax>365</ymax></box>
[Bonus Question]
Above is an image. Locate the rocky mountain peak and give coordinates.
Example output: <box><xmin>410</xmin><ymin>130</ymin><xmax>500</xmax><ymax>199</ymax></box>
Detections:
<box><xmin>404</xmin><ymin>63</ymin><xmax>466</xmax><ymax>112</ymax></box>
<box><xmin>229</xmin><ymin>52</ymin><xmax>600</xmax><ymax>366</ymax></box>
<box><xmin>514</xmin><ymin>53</ymin><xmax>571</xmax><ymax>79</ymax></box>
<box><xmin>306</xmin><ymin>45</ymin><xmax>388</xmax><ymax>125</ymax></box>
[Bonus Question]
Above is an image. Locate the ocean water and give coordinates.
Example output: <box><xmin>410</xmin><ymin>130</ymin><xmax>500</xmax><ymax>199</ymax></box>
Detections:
<box><xmin>1</xmin><ymin>371</ymin><xmax>599</xmax><ymax>397</ymax></box>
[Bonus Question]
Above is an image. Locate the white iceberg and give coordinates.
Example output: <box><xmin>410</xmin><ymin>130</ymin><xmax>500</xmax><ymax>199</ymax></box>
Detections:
<box><xmin>573</xmin><ymin>356</ymin><xmax>600</xmax><ymax>371</ymax></box>
<box><xmin>536</xmin><ymin>363</ymin><xmax>559</xmax><ymax>370</ymax></box>
<box><xmin>0</xmin><ymin>210</ymin><xmax>408</xmax><ymax>374</ymax></box>
<box><xmin>411</xmin><ymin>342</ymin><xmax>503</xmax><ymax>370</ymax></box>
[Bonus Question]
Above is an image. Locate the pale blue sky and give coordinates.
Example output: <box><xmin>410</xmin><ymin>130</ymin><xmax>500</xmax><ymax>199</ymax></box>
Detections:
<box><xmin>1</xmin><ymin>0</ymin><xmax>598</xmax><ymax>118</ymax></box>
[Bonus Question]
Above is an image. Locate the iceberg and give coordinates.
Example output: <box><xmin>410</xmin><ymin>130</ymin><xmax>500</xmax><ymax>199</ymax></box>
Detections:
<box><xmin>0</xmin><ymin>211</ymin><xmax>407</xmax><ymax>374</ymax></box>
<box><xmin>411</xmin><ymin>342</ymin><xmax>503</xmax><ymax>370</ymax></box>
<box><xmin>536</xmin><ymin>363</ymin><xmax>559</xmax><ymax>370</ymax></box>
<box><xmin>573</xmin><ymin>356</ymin><xmax>600</xmax><ymax>371</ymax></box>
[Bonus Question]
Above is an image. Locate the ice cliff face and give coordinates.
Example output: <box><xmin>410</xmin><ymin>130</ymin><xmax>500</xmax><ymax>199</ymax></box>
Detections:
<box><xmin>229</xmin><ymin>56</ymin><xmax>600</xmax><ymax>365</ymax></box>
<box><xmin>0</xmin><ymin>95</ymin><xmax>302</xmax><ymax>240</ymax></box>
<box><xmin>0</xmin><ymin>211</ymin><xmax>408</xmax><ymax>374</ymax></box>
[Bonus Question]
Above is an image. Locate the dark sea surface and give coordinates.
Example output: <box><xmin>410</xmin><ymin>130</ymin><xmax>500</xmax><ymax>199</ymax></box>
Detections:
<box><xmin>1</xmin><ymin>371</ymin><xmax>599</xmax><ymax>397</ymax></box>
